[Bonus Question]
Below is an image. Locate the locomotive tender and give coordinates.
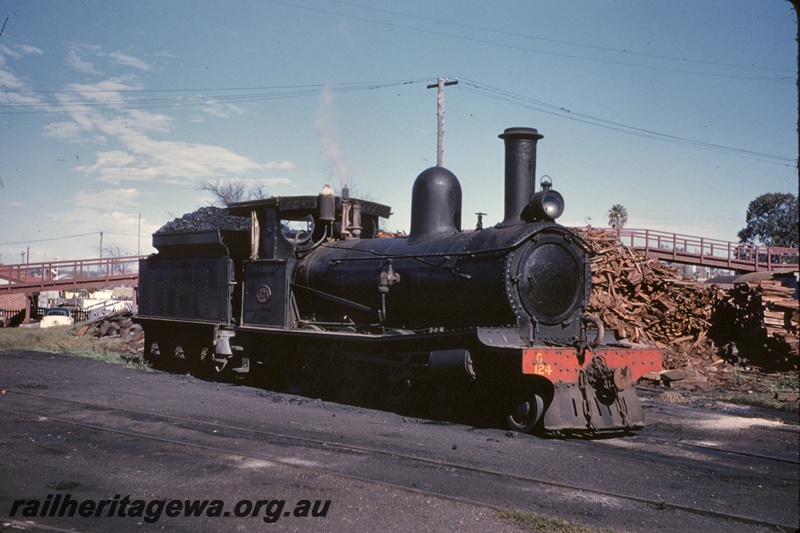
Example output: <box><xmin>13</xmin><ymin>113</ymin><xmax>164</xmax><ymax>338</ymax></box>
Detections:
<box><xmin>136</xmin><ymin>127</ymin><xmax>661</xmax><ymax>434</ymax></box>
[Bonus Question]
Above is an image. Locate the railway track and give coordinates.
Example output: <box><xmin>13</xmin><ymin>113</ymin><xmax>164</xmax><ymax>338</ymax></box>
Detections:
<box><xmin>624</xmin><ymin>432</ymin><xmax>800</xmax><ymax>466</ymax></box>
<box><xmin>1</xmin><ymin>387</ymin><xmax>796</xmax><ymax>532</ymax></box>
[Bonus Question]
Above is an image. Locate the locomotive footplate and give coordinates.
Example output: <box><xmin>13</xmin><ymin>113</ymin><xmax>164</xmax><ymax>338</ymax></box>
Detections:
<box><xmin>522</xmin><ymin>346</ymin><xmax>661</xmax><ymax>432</ymax></box>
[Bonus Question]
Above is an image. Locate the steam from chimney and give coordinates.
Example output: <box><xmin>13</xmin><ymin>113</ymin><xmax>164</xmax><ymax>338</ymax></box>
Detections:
<box><xmin>315</xmin><ymin>86</ymin><xmax>351</xmax><ymax>189</ymax></box>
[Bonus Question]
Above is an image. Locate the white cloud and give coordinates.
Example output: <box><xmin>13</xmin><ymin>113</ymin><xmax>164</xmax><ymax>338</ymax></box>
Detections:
<box><xmin>265</xmin><ymin>160</ymin><xmax>296</xmax><ymax>170</ymax></box>
<box><xmin>0</xmin><ymin>44</ymin><xmax>18</xmax><ymax>62</ymax></box>
<box><xmin>42</xmin><ymin>207</ymin><xmax>148</xmax><ymax>257</ymax></box>
<box><xmin>108</xmin><ymin>52</ymin><xmax>151</xmax><ymax>71</ymax></box>
<box><xmin>65</xmin><ymin>78</ymin><xmax>141</xmax><ymax>107</ymax></box>
<box><xmin>0</xmin><ymin>46</ymin><xmax>47</xmax><ymax>105</ymax></box>
<box><xmin>0</xmin><ymin>72</ymin><xmax>37</xmax><ymax>96</ymax></box>
<box><xmin>0</xmin><ymin>43</ymin><xmax>42</xmax><ymax>62</ymax></box>
<box><xmin>198</xmin><ymin>98</ymin><xmax>245</xmax><ymax>119</ymax></box>
<box><xmin>73</xmin><ymin>187</ymin><xmax>140</xmax><ymax>207</ymax></box>
<box><xmin>66</xmin><ymin>46</ymin><xmax>151</xmax><ymax>75</ymax></box>
<box><xmin>41</xmin><ymin>47</ymin><xmax>295</xmax><ymax>189</ymax></box>
<box><xmin>263</xmin><ymin>177</ymin><xmax>292</xmax><ymax>186</ymax></box>
<box><xmin>126</xmin><ymin>109</ymin><xmax>171</xmax><ymax>132</ymax></box>
<box><xmin>75</xmin><ymin>150</ymin><xmax>137</xmax><ymax>176</ymax></box>
<box><xmin>43</xmin><ymin>121</ymin><xmax>86</xmax><ymax>141</ymax></box>
<box><xmin>74</xmin><ymin>136</ymin><xmax>272</xmax><ymax>185</ymax></box>
<box><xmin>17</xmin><ymin>45</ymin><xmax>44</xmax><ymax>56</ymax></box>
<box><xmin>67</xmin><ymin>45</ymin><xmax>101</xmax><ymax>75</ymax></box>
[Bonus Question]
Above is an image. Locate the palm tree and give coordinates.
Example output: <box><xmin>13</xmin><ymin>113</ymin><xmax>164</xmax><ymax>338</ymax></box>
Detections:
<box><xmin>607</xmin><ymin>204</ymin><xmax>628</xmax><ymax>229</ymax></box>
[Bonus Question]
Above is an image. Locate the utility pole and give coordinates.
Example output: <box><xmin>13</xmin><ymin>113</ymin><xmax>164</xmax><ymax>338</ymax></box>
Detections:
<box><xmin>427</xmin><ymin>77</ymin><xmax>458</xmax><ymax>167</ymax></box>
<box><xmin>99</xmin><ymin>232</ymin><xmax>103</xmax><ymax>259</ymax></box>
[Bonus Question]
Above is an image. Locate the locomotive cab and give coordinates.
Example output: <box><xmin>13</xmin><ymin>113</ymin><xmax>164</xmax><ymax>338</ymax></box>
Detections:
<box><xmin>227</xmin><ymin>190</ymin><xmax>392</xmax><ymax>262</ymax></box>
<box><xmin>226</xmin><ymin>191</ymin><xmax>392</xmax><ymax>330</ymax></box>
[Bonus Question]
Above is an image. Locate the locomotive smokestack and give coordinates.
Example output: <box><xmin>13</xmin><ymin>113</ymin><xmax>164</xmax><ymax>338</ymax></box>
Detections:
<box><xmin>499</xmin><ymin>127</ymin><xmax>544</xmax><ymax>226</ymax></box>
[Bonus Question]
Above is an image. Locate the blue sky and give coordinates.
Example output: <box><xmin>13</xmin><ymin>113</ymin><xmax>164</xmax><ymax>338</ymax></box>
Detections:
<box><xmin>0</xmin><ymin>0</ymin><xmax>796</xmax><ymax>263</ymax></box>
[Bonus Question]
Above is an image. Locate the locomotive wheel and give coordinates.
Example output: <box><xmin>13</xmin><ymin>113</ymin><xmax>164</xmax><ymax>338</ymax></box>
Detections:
<box><xmin>143</xmin><ymin>333</ymin><xmax>162</xmax><ymax>367</ymax></box>
<box><xmin>377</xmin><ymin>365</ymin><xmax>413</xmax><ymax>411</ymax></box>
<box><xmin>505</xmin><ymin>394</ymin><xmax>544</xmax><ymax>434</ymax></box>
<box><xmin>169</xmin><ymin>343</ymin><xmax>191</xmax><ymax>374</ymax></box>
<box><xmin>333</xmin><ymin>360</ymin><xmax>367</xmax><ymax>405</ymax></box>
<box><xmin>426</xmin><ymin>384</ymin><xmax>456</xmax><ymax>421</ymax></box>
<box><xmin>145</xmin><ymin>335</ymin><xmax>186</xmax><ymax>373</ymax></box>
<box><xmin>284</xmin><ymin>352</ymin><xmax>327</xmax><ymax>397</ymax></box>
<box><xmin>184</xmin><ymin>342</ymin><xmax>217</xmax><ymax>380</ymax></box>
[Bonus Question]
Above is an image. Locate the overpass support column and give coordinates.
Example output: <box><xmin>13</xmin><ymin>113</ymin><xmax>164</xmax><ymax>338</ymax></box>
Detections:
<box><xmin>24</xmin><ymin>291</ymin><xmax>32</xmax><ymax>324</ymax></box>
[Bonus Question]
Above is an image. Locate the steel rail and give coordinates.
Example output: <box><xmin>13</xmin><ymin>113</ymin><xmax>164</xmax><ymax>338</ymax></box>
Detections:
<box><xmin>2</xmin><ymin>388</ymin><xmax>796</xmax><ymax>532</ymax></box>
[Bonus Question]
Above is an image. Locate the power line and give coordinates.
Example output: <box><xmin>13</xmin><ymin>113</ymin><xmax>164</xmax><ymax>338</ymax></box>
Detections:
<box><xmin>326</xmin><ymin>0</ymin><xmax>792</xmax><ymax>76</ymax></box>
<box><xmin>0</xmin><ymin>232</ymin><xmax>98</xmax><ymax>246</ymax></box>
<box><xmin>457</xmin><ymin>78</ymin><xmax>796</xmax><ymax>167</ymax></box>
<box><xmin>0</xmin><ymin>79</ymin><xmax>427</xmax><ymax>114</ymax></box>
<box><xmin>2</xmin><ymin>72</ymin><xmax>793</xmax><ymax>167</ymax></box>
<box><xmin>269</xmin><ymin>0</ymin><xmax>793</xmax><ymax>83</ymax></box>
<box><xmin>6</xmin><ymin>78</ymin><xmax>426</xmax><ymax>95</ymax></box>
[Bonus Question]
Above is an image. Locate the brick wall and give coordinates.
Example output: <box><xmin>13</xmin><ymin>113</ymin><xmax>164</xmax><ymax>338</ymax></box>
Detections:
<box><xmin>0</xmin><ymin>293</ymin><xmax>27</xmax><ymax>309</ymax></box>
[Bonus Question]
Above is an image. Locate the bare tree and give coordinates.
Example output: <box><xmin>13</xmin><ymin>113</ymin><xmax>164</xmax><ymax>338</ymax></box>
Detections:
<box><xmin>248</xmin><ymin>182</ymin><xmax>270</xmax><ymax>201</ymax></box>
<box><xmin>199</xmin><ymin>178</ymin><xmax>270</xmax><ymax>206</ymax></box>
<box><xmin>102</xmin><ymin>241</ymin><xmax>133</xmax><ymax>273</ymax></box>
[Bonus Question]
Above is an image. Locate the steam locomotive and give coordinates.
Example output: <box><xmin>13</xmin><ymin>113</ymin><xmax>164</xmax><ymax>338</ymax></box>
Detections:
<box><xmin>136</xmin><ymin>127</ymin><xmax>661</xmax><ymax>434</ymax></box>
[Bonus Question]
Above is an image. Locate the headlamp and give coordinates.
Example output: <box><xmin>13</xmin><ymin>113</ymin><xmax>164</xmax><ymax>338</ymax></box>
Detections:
<box><xmin>529</xmin><ymin>176</ymin><xmax>564</xmax><ymax>221</ymax></box>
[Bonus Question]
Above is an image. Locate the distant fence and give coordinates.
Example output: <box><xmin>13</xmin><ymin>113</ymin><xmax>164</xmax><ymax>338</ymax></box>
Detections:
<box><xmin>0</xmin><ymin>308</ymin><xmax>26</xmax><ymax>327</ymax></box>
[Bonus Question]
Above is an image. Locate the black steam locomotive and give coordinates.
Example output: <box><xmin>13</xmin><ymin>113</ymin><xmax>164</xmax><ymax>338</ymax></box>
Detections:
<box><xmin>136</xmin><ymin>127</ymin><xmax>661</xmax><ymax>434</ymax></box>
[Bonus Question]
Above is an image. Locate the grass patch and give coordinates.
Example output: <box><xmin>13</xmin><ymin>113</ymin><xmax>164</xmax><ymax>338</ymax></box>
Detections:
<box><xmin>495</xmin><ymin>508</ymin><xmax>621</xmax><ymax>533</ymax></box>
<box><xmin>712</xmin><ymin>369</ymin><xmax>800</xmax><ymax>415</ymax></box>
<box><xmin>0</xmin><ymin>326</ymin><xmax>148</xmax><ymax>369</ymax></box>
<box><xmin>717</xmin><ymin>392</ymin><xmax>799</xmax><ymax>414</ymax></box>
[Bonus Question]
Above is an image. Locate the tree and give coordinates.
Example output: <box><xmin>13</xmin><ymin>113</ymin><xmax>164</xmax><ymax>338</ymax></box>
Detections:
<box><xmin>737</xmin><ymin>193</ymin><xmax>798</xmax><ymax>247</ymax></box>
<box><xmin>607</xmin><ymin>204</ymin><xmax>628</xmax><ymax>229</ymax></box>
<box><xmin>102</xmin><ymin>241</ymin><xmax>132</xmax><ymax>273</ymax></box>
<box><xmin>199</xmin><ymin>178</ymin><xmax>269</xmax><ymax>206</ymax></box>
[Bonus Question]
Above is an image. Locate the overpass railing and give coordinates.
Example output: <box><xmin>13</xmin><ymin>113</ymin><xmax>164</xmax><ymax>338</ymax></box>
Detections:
<box><xmin>615</xmin><ymin>228</ymin><xmax>798</xmax><ymax>272</ymax></box>
<box><xmin>0</xmin><ymin>255</ymin><xmax>147</xmax><ymax>293</ymax></box>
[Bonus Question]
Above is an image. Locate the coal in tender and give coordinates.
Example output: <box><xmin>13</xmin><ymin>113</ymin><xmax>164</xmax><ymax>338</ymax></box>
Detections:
<box><xmin>156</xmin><ymin>206</ymin><xmax>251</xmax><ymax>234</ymax></box>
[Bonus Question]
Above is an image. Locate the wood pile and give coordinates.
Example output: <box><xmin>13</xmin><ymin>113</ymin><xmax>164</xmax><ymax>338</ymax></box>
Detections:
<box><xmin>573</xmin><ymin>227</ymin><xmax>720</xmax><ymax>348</ymax></box>
<box><xmin>571</xmin><ymin>227</ymin><xmax>798</xmax><ymax>371</ymax></box>
<box><xmin>74</xmin><ymin>309</ymin><xmax>144</xmax><ymax>345</ymax></box>
<box><xmin>710</xmin><ymin>280</ymin><xmax>799</xmax><ymax>370</ymax></box>
<box><xmin>377</xmin><ymin>229</ymin><xmax>408</xmax><ymax>238</ymax></box>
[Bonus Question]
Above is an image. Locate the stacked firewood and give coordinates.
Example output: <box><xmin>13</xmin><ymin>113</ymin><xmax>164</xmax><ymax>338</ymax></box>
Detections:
<box><xmin>572</xmin><ymin>227</ymin><xmax>798</xmax><ymax>370</ymax></box>
<box><xmin>710</xmin><ymin>280</ymin><xmax>799</xmax><ymax>370</ymax></box>
<box><xmin>377</xmin><ymin>229</ymin><xmax>408</xmax><ymax>238</ymax></box>
<box><xmin>573</xmin><ymin>227</ymin><xmax>720</xmax><ymax>348</ymax></box>
<box><xmin>75</xmin><ymin>309</ymin><xmax>143</xmax><ymax>342</ymax></box>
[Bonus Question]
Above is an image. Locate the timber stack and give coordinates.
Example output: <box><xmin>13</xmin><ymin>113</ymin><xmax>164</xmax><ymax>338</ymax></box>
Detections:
<box><xmin>572</xmin><ymin>227</ymin><xmax>798</xmax><ymax>371</ymax></box>
<box><xmin>74</xmin><ymin>308</ymin><xmax>144</xmax><ymax>352</ymax></box>
<box><xmin>572</xmin><ymin>227</ymin><xmax>719</xmax><ymax>348</ymax></box>
<box><xmin>710</xmin><ymin>280</ymin><xmax>799</xmax><ymax>370</ymax></box>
